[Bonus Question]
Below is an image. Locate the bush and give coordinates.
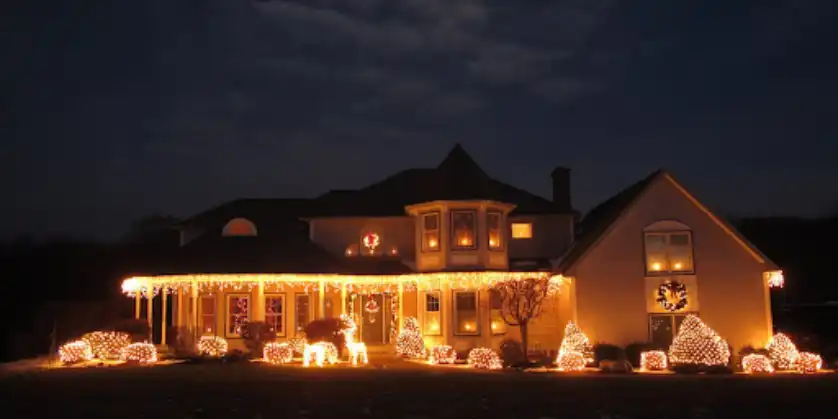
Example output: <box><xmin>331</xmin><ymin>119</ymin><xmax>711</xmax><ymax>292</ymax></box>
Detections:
<box><xmin>594</xmin><ymin>343</ymin><xmax>625</xmax><ymax>364</ymax></box>
<box><xmin>499</xmin><ymin>339</ymin><xmax>526</xmax><ymax>367</ymax></box>
<box><xmin>222</xmin><ymin>349</ymin><xmax>249</xmax><ymax>363</ymax></box>
<box><xmin>625</xmin><ymin>342</ymin><xmax>655</xmax><ymax>367</ymax></box>
<box><xmin>704</xmin><ymin>365</ymin><xmax>734</xmax><ymax>375</ymax></box>
<box><xmin>241</xmin><ymin>322</ymin><xmax>276</xmax><ymax>357</ymax></box>
<box><xmin>112</xmin><ymin>318</ymin><xmax>150</xmax><ymax>342</ymax></box>
<box><xmin>304</xmin><ymin>318</ymin><xmax>348</xmax><ymax>355</ymax></box>
<box><xmin>599</xmin><ymin>359</ymin><xmax>633</xmax><ymax>374</ymax></box>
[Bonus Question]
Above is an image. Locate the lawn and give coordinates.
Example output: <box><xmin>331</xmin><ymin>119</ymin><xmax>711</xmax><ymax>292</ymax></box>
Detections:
<box><xmin>1</xmin><ymin>361</ymin><xmax>836</xmax><ymax>418</ymax></box>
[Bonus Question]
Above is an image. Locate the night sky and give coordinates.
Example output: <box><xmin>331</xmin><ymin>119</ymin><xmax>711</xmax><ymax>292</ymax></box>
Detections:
<box><xmin>5</xmin><ymin>0</ymin><xmax>837</xmax><ymax>241</ymax></box>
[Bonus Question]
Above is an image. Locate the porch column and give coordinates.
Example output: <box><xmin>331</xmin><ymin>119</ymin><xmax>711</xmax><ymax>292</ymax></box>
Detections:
<box><xmin>254</xmin><ymin>282</ymin><xmax>265</xmax><ymax>321</ymax></box>
<box><xmin>340</xmin><ymin>282</ymin><xmax>347</xmax><ymax>314</ymax></box>
<box><xmin>176</xmin><ymin>287</ymin><xmax>184</xmax><ymax>328</ymax></box>
<box><xmin>190</xmin><ymin>284</ymin><xmax>198</xmax><ymax>340</ymax></box>
<box><xmin>318</xmin><ymin>279</ymin><xmax>326</xmax><ymax>318</ymax></box>
<box><xmin>134</xmin><ymin>292</ymin><xmax>141</xmax><ymax>319</ymax></box>
<box><xmin>161</xmin><ymin>291</ymin><xmax>168</xmax><ymax>345</ymax></box>
<box><xmin>397</xmin><ymin>281</ymin><xmax>404</xmax><ymax>331</ymax></box>
<box><xmin>146</xmin><ymin>286</ymin><xmax>154</xmax><ymax>342</ymax></box>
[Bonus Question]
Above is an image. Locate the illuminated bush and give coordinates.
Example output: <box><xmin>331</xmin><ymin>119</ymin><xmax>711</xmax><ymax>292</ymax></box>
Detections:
<box><xmin>303</xmin><ymin>342</ymin><xmax>339</xmax><ymax>367</ymax></box>
<box><xmin>558</xmin><ymin>322</ymin><xmax>594</xmax><ymax>365</ymax></box>
<box><xmin>288</xmin><ymin>335</ymin><xmax>307</xmax><ymax>355</ymax></box>
<box><xmin>427</xmin><ymin>345</ymin><xmax>457</xmax><ymax>365</ymax></box>
<box><xmin>58</xmin><ymin>340</ymin><xmax>93</xmax><ymax>364</ymax></box>
<box><xmin>668</xmin><ymin>315</ymin><xmax>730</xmax><ymax>367</ymax></box>
<box><xmin>767</xmin><ymin>333</ymin><xmax>800</xmax><ymax>370</ymax></box>
<box><xmin>263</xmin><ymin>342</ymin><xmax>294</xmax><ymax>364</ymax></box>
<box><xmin>556</xmin><ymin>351</ymin><xmax>585</xmax><ymax>372</ymax></box>
<box><xmin>797</xmin><ymin>352</ymin><xmax>822</xmax><ymax>373</ymax></box>
<box><xmin>467</xmin><ymin>347</ymin><xmax>502</xmax><ymax>370</ymax></box>
<box><xmin>396</xmin><ymin>317</ymin><xmax>425</xmax><ymax>358</ymax></box>
<box><xmin>121</xmin><ymin>342</ymin><xmax>157</xmax><ymax>364</ymax></box>
<box><xmin>640</xmin><ymin>350</ymin><xmax>667</xmax><ymax>371</ymax></box>
<box><xmin>197</xmin><ymin>336</ymin><xmax>228</xmax><ymax>357</ymax></box>
<box><xmin>742</xmin><ymin>354</ymin><xmax>773</xmax><ymax>373</ymax></box>
<box><xmin>82</xmin><ymin>331</ymin><xmax>131</xmax><ymax>360</ymax></box>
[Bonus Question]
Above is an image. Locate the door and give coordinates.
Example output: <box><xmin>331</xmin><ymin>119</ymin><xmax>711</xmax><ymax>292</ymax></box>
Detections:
<box><xmin>649</xmin><ymin>313</ymin><xmax>689</xmax><ymax>347</ymax></box>
<box><xmin>361</xmin><ymin>294</ymin><xmax>390</xmax><ymax>344</ymax></box>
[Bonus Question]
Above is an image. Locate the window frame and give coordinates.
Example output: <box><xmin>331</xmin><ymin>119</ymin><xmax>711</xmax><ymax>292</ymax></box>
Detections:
<box><xmin>452</xmin><ymin>290</ymin><xmax>480</xmax><ymax>336</ymax></box>
<box><xmin>423</xmin><ymin>291</ymin><xmax>442</xmax><ymax>336</ymax></box>
<box><xmin>511</xmin><ymin>222</ymin><xmax>533</xmax><ymax>239</ymax></box>
<box><xmin>489</xmin><ymin>288</ymin><xmax>507</xmax><ymax>335</ymax></box>
<box><xmin>225</xmin><ymin>294</ymin><xmax>251</xmax><ymax>338</ymax></box>
<box><xmin>450</xmin><ymin>210</ymin><xmax>478</xmax><ymax>251</ymax></box>
<box><xmin>199</xmin><ymin>295</ymin><xmax>216</xmax><ymax>336</ymax></box>
<box><xmin>643</xmin><ymin>230</ymin><xmax>695</xmax><ymax>275</ymax></box>
<box><xmin>487</xmin><ymin>210</ymin><xmax>504</xmax><ymax>251</ymax></box>
<box><xmin>421</xmin><ymin>212</ymin><xmax>441</xmax><ymax>252</ymax></box>
<box><xmin>264</xmin><ymin>293</ymin><xmax>286</xmax><ymax>337</ymax></box>
<box><xmin>295</xmin><ymin>293</ymin><xmax>312</xmax><ymax>333</ymax></box>
<box><xmin>648</xmin><ymin>312</ymin><xmax>696</xmax><ymax>347</ymax></box>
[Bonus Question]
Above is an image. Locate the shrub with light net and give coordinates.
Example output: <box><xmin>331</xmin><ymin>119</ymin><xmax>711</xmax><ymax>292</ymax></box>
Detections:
<box><xmin>766</xmin><ymin>333</ymin><xmax>800</xmax><ymax>370</ymax></box>
<box><xmin>59</xmin><ymin>340</ymin><xmax>93</xmax><ymax>364</ymax></box>
<box><xmin>797</xmin><ymin>352</ymin><xmax>822</xmax><ymax>373</ymax></box>
<box><xmin>197</xmin><ymin>336</ymin><xmax>228</xmax><ymax>357</ymax></box>
<box><xmin>288</xmin><ymin>335</ymin><xmax>307</xmax><ymax>355</ymax></box>
<box><xmin>640</xmin><ymin>350</ymin><xmax>667</xmax><ymax>371</ymax></box>
<box><xmin>428</xmin><ymin>345</ymin><xmax>457</xmax><ymax>365</ymax></box>
<box><xmin>82</xmin><ymin>331</ymin><xmax>131</xmax><ymax>360</ymax></box>
<box><xmin>558</xmin><ymin>322</ymin><xmax>594</xmax><ymax>365</ymax></box>
<box><xmin>121</xmin><ymin>342</ymin><xmax>157</xmax><ymax>364</ymax></box>
<box><xmin>742</xmin><ymin>354</ymin><xmax>773</xmax><ymax>373</ymax></box>
<box><xmin>467</xmin><ymin>347</ymin><xmax>502</xmax><ymax>370</ymax></box>
<box><xmin>396</xmin><ymin>317</ymin><xmax>425</xmax><ymax>358</ymax></box>
<box><xmin>668</xmin><ymin>315</ymin><xmax>730</xmax><ymax>367</ymax></box>
<box><xmin>556</xmin><ymin>351</ymin><xmax>585</xmax><ymax>372</ymax></box>
<box><xmin>263</xmin><ymin>342</ymin><xmax>294</xmax><ymax>364</ymax></box>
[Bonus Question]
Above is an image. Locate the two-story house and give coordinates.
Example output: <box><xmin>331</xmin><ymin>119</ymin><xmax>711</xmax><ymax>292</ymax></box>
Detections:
<box><xmin>123</xmin><ymin>144</ymin><xmax>780</xmax><ymax>354</ymax></box>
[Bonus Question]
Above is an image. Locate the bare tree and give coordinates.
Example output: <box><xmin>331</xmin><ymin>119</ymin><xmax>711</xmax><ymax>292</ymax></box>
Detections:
<box><xmin>493</xmin><ymin>276</ymin><xmax>562</xmax><ymax>357</ymax></box>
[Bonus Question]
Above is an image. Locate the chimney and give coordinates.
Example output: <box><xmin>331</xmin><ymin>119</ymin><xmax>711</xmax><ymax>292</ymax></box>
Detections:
<box><xmin>551</xmin><ymin>167</ymin><xmax>572</xmax><ymax>211</ymax></box>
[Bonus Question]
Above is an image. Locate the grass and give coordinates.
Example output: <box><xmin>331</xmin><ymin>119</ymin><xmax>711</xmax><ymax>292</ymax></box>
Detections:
<box><xmin>1</xmin><ymin>361</ymin><xmax>836</xmax><ymax>418</ymax></box>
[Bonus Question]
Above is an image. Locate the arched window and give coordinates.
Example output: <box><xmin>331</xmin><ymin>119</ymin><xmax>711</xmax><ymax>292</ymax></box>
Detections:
<box><xmin>643</xmin><ymin>220</ymin><xmax>693</xmax><ymax>274</ymax></box>
<box><xmin>222</xmin><ymin>218</ymin><xmax>258</xmax><ymax>237</ymax></box>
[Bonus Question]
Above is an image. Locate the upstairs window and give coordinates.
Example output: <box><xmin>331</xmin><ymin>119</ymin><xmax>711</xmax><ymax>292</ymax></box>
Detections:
<box><xmin>511</xmin><ymin>223</ymin><xmax>532</xmax><ymax>239</ymax></box>
<box><xmin>421</xmin><ymin>212</ymin><xmax>440</xmax><ymax>252</ymax></box>
<box><xmin>451</xmin><ymin>211</ymin><xmax>476</xmax><ymax>249</ymax></box>
<box><xmin>222</xmin><ymin>218</ymin><xmax>257</xmax><ymax>237</ymax></box>
<box><xmin>487</xmin><ymin>211</ymin><xmax>503</xmax><ymax>250</ymax></box>
<box><xmin>645</xmin><ymin>231</ymin><xmax>694</xmax><ymax>274</ymax></box>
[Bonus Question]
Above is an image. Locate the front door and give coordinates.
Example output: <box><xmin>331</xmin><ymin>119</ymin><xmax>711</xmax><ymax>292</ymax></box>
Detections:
<box><xmin>360</xmin><ymin>294</ymin><xmax>390</xmax><ymax>344</ymax></box>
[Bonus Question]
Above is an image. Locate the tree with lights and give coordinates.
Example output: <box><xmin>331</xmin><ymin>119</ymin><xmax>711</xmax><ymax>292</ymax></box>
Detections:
<box><xmin>668</xmin><ymin>315</ymin><xmax>730</xmax><ymax>367</ymax></box>
<box><xmin>493</xmin><ymin>276</ymin><xmax>562</xmax><ymax>357</ymax></box>
<box><xmin>766</xmin><ymin>333</ymin><xmax>800</xmax><ymax>370</ymax></box>
<box><xmin>396</xmin><ymin>317</ymin><xmax>425</xmax><ymax>358</ymax></box>
<box><xmin>558</xmin><ymin>321</ymin><xmax>594</xmax><ymax>365</ymax></box>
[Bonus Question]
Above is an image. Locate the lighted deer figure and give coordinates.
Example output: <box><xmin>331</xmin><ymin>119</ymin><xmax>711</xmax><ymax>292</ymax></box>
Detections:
<box><xmin>302</xmin><ymin>342</ymin><xmax>338</xmax><ymax>367</ymax></box>
<box><xmin>341</xmin><ymin>314</ymin><xmax>368</xmax><ymax>365</ymax></box>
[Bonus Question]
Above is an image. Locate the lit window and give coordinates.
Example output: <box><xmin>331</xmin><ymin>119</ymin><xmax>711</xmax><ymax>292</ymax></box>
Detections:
<box><xmin>489</xmin><ymin>289</ymin><xmax>506</xmax><ymax>335</ymax></box>
<box><xmin>200</xmin><ymin>296</ymin><xmax>216</xmax><ymax>335</ymax></box>
<box><xmin>222</xmin><ymin>218</ymin><xmax>257</xmax><ymax>236</ymax></box>
<box><xmin>451</xmin><ymin>211</ymin><xmax>476</xmax><ymax>249</ymax></box>
<box><xmin>511</xmin><ymin>223</ymin><xmax>532</xmax><ymax>239</ymax></box>
<box><xmin>345</xmin><ymin>244</ymin><xmax>359</xmax><ymax>257</ymax></box>
<box><xmin>645</xmin><ymin>232</ymin><xmax>694</xmax><ymax>274</ymax></box>
<box><xmin>424</xmin><ymin>291</ymin><xmax>441</xmax><ymax>336</ymax></box>
<box><xmin>226</xmin><ymin>295</ymin><xmax>250</xmax><ymax>337</ymax></box>
<box><xmin>422</xmin><ymin>213</ymin><xmax>440</xmax><ymax>252</ymax></box>
<box><xmin>265</xmin><ymin>295</ymin><xmax>284</xmax><ymax>336</ymax></box>
<box><xmin>453</xmin><ymin>291</ymin><xmax>479</xmax><ymax>335</ymax></box>
<box><xmin>487</xmin><ymin>211</ymin><xmax>503</xmax><ymax>250</ymax></box>
<box><xmin>649</xmin><ymin>314</ymin><xmax>691</xmax><ymax>347</ymax></box>
<box><xmin>295</xmin><ymin>294</ymin><xmax>310</xmax><ymax>332</ymax></box>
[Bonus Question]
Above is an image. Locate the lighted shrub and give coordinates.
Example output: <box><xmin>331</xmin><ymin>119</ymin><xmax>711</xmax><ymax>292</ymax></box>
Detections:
<box><xmin>396</xmin><ymin>317</ymin><xmax>425</xmax><ymax>358</ymax></box>
<box><xmin>121</xmin><ymin>342</ymin><xmax>157</xmax><ymax>364</ymax></box>
<box><xmin>242</xmin><ymin>321</ymin><xmax>276</xmax><ymax>357</ymax></box>
<box><xmin>625</xmin><ymin>342</ymin><xmax>656</xmax><ymax>368</ymax></box>
<box><xmin>797</xmin><ymin>352</ymin><xmax>822</xmax><ymax>373</ymax></box>
<box><xmin>288</xmin><ymin>335</ymin><xmax>307</xmax><ymax>355</ymax></box>
<box><xmin>556</xmin><ymin>351</ymin><xmax>585</xmax><ymax>372</ymax></box>
<box><xmin>263</xmin><ymin>342</ymin><xmax>294</xmax><ymax>364</ymax></box>
<box><xmin>467</xmin><ymin>347</ymin><xmax>502</xmax><ymax>370</ymax></box>
<box><xmin>767</xmin><ymin>333</ymin><xmax>800</xmax><ymax>370</ymax></box>
<box><xmin>428</xmin><ymin>345</ymin><xmax>457</xmax><ymax>365</ymax></box>
<box><xmin>197</xmin><ymin>336</ymin><xmax>228</xmax><ymax>357</ymax></box>
<box><xmin>742</xmin><ymin>354</ymin><xmax>773</xmax><ymax>374</ymax></box>
<box><xmin>58</xmin><ymin>340</ymin><xmax>93</xmax><ymax>364</ymax></box>
<box><xmin>82</xmin><ymin>331</ymin><xmax>131</xmax><ymax>360</ymax></box>
<box><xmin>668</xmin><ymin>315</ymin><xmax>730</xmax><ymax>367</ymax></box>
<box><xmin>639</xmin><ymin>350</ymin><xmax>667</xmax><ymax>371</ymax></box>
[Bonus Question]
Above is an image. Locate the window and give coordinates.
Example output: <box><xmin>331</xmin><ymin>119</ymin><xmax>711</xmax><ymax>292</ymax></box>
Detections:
<box><xmin>645</xmin><ymin>232</ymin><xmax>694</xmax><ymax>274</ymax></box>
<box><xmin>421</xmin><ymin>213</ymin><xmax>440</xmax><ymax>252</ymax></box>
<box><xmin>511</xmin><ymin>223</ymin><xmax>532</xmax><ymax>239</ymax></box>
<box><xmin>487</xmin><ymin>211</ymin><xmax>503</xmax><ymax>250</ymax></box>
<box><xmin>295</xmin><ymin>294</ymin><xmax>310</xmax><ymax>332</ymax></box>
<box><xmin>265</xmin><ymin>295</ymin><xmax>285</xmax><ymax>336</ymax></box>
<box><xmin>453</xmin><ymin>291</ymin><xmax>479</xmax><ymax>335</ymax></box>
<box><xmin>649</xmin><ymin>313</ymin><xmax>691</xmax><ymax>347</ymax></box>
<box><xmin>226</xmin><ymin>295</ymin><xmax>250</xmax><ymax>337</ymax></box>
<box><xmin>222</xmin><ymin>218</ymin><xmax>257</xmax><ymax>236</ymax></box>
<box><xmin>489</xmin><ymin>289</ymin><xmax>506</xmax><ymax>334</ymax></box>
<box><xmin>451</xmin><ymin>211</ymin><xmax>476</xmax><ymax>249</ymax></box>
<box><xmin>424</xmin><ymin>291</ymin><xmax>441</xmax><ymax>335</ymax></box>
<box><xmin>345</xmin><ymin>244</ymin><xmax>359</xmax><ymax>257</ymax></box>
<box><xmin>200</xmin><ymin>296</ymin><xmax>216</xmax><ymax>335</ymax></box>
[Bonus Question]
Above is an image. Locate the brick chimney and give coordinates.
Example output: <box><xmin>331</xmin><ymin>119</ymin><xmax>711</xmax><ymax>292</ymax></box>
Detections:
<box><xmin>551</xmin><ymin>167</ymin><xmax>572</xmax><ymax>211</ymax></box>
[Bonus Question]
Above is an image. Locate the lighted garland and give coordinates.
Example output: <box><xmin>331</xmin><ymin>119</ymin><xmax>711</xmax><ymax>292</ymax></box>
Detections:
<box><xmin>58</xmin><ymin>340</ymin><xmax>93</xmax><ymax>364</ymax></box>
<box><xmin>121</xmin><ymin>342</ymin><xmax>157</xmax><ymax>364</ymax></box>
<box><xmin>467</xmin><ymin>348</ymin><xmax>502</xmax><ymax>370</ymax></box>
<box><xmin>668</xmin><ymin>315</ymin><xmax>730</xmax><ymax>367</ymax></box>
<box><xmin>640</xmin><ymin>350</ymin><xmax>667</xmax><ymax>371</ymax></box>
<box><xmin>656</xmin><ymin>281</ymin><xmax>688</xmax><ymax>312</ymax></box>
<box><xmin>556</xmin><ymin>350</ymin><xmax>585</xmax><ymax>372</ymax></box>
<box><xmin>742</xmin><ymin>354</ymin><xmax>773</xmax><ymax>374</ymax></box>
<box><xmin>82</xmin><ymin>331</ymin><xmax>131</xmax><ymax>360</ymax></box>
<box><xmin>558</xmin><ymin>322</ymin><xmax>594</xmax><ymax>365</ymax></box>
<box><xmin>263</xmin><ymin>342</ymin><xmax>294</xmax><ymax>364</ymax></box>
<box><xmin>396</xmin><ymin>317</ymin><xmax>426</xmax><ymax>358</ymax></box>
<box><xmin>766</xmin><ymin>333</ymin><xmax>800</xmax><ymax>370</ymax></box>
<box><xmin>427</xmin><ymin>345</ymin><xmax>457</xmax><ymax>365</ymax></box>
<box><xmin>197</xmin><ymin>336</ymin><xmax>228</xmax><ymax>357</ymax></box>
<box><xmin>797</xmin><ymin>352</ymin><xmax>822</xmax><ymax>373</ymax></box>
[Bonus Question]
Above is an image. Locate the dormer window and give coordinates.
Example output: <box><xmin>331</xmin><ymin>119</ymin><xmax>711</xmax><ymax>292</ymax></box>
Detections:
<box><xmin>222</xmin><ymin>218</ymin><xmax>257</xmax><ymax>237</ymax></box>
<box><xmin>451</xmin><ymin>211</ymin><xmax>476</xmax><ymax>250</ymax></box>
<box><xmin>421</xmin><ymin>212</ymin><xmax>440</xmax><ymax>252</ymax></box>
<box><xmin>487</xmin><ymin>211</ymin><xmax>503</xmax><ymax>250</ymax></box>
<box><xmin>644</xmin><ymin>220</ymin><xmax>694</xmax><ymax>274</ymax></box>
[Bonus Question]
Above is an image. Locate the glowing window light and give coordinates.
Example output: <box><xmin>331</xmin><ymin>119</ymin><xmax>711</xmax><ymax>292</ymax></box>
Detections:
<box><xmin>58</xmin><ymin>340</ymin><xmax>93</xmax><ymax>364</ymax></box>
<box><xmin>467</xmin><ymin>347</ymin><xmax>502</xmax><ymax>369</ymax></box>
<box><xmin>742</xmin><ymin>354</ymin><xmax>773</xmax><ymax>373</ymax></box>
<box><xmin>197</xmin><ymin>336</ymin><xmax>228</xmax><ymax>357</ymax></box>
<box><xmin>640</xmin><ymin>350</ymin><xmax>667</xmax><ymax>371</ymax></box>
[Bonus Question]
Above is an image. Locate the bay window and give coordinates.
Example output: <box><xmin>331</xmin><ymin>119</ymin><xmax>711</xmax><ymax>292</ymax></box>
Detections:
<box><xmin>487</xmin><ymin>211</ymin><xmax>503</xmax><ymax>250</ymax></box>
<box><xmin>424</xmin><ymin>291</ymin><xmax>441</xmax><ymax>335</ymax></box>
<box><xmin>265</xmin><ymin>294</ymin><xmax>285</xmax><ymax>336</ymax></box>
<box><xmin>453</xmin><ymin>291</ymin><xmax>479</xmax><ymax>335</ymax></box>
<box><xmin>422</xmin><ymin>212</ymin><xmax>440</xmax><ymax>252</ymax></box>
<box><xmin>226</xmin><ymin>294</ymin><xmax>250</xmax><ymax>337</ymax></box>
<box><xmin>451</xmin><ymin>211</ymin><xmax>476</xmax><ymax>249</ymax></box>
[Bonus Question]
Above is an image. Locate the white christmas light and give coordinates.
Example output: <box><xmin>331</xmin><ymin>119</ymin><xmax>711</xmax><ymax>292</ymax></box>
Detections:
<box><xmin>467</xmin><ymin>348</ymin><xmax>502</xmax><ymax>370</ymax></box>
<box><xmin>640</xmin><ymin>350</ymin><xmax>667</xmax><ymax>371</ymax></box>
<box><xmin>197</xmin><ymin>336</ymin><xmax>228</xmax><ymax>357</ymax></box>
<box><xmin>742</xmin><ymin>354</ymin><xmax>773</xmax><ymax>373</ymax></box>
<box><xmin>121</xmin><ymin>342</ymin><xmax>157</xmax><ymax>364</ymax></box>
<box><xmin>427</xmin><ymin>345</ymin><xmax>457</xmax><ymax>365</ymax></box>
<box><xmin>263</xmin><ymin>342</ymin><xmax>294</xmax><ymax>364</ymax></box>
<box><xmin>58</xmin><ymin>340</ymin><xmax>93</xmax><ymax>364</ymax></box>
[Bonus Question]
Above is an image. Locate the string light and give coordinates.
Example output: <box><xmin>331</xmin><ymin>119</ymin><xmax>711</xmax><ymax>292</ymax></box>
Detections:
<box><xmin>82</xmin><ymin>331</ymin><xmax>130</xmax><ymax>360</ymax></box>
<box><xmin>640</xmin><ymin>350</ymin><xmax>667</xmax><ymax>371</ymax></box>
<box><xmin>668</xmin><ymin>315</ymin><xmax>730</xmax><ymax>367</ymax></box>
<box><xmin>197</xmin><ymin>336</ymin><xmax>228</xmax><ymax>357</ymax></box>
<box><xmin>556</xmin><ymin>351</ymin><xmax>585</xmax><ymax>372</ymax></box>
<box><xmin>467</xmin><ymin>348</ymin><xmax>502</xmax><ymax>370</ymax></box>
<box><xmin>766</xmin><ymin>270</ymin><xmax>785</xmax><ymax>289</ymax></box>
<box><xmin>557</xmin><ymin>322</ymin><xmax>594</xmax><ymax>366</ymax></box>
<box><xmin>742</xmin><ymin>354</ymin><xmax>773</xmax><ymax>374</ymax></box>
<box><xmin>303</xmin><ymin>342</ymin><xmax>338</xmax><ymax>367</ymax></box>
<box><xmin>797</xmin><ymin>352</ymin><xmax>822</xmax><ymax>373</ymax></box>
<box><xmin>288</xmin><ymin>336</ymin><xmax>307</xmax><ymax>355</ymax></box>
<box><xmin>396</xmin><ymin>317</ymin><xmax>425</xmax><ymax>358</ymax></box>
<box><xmin>121</xmin><ymin>342</ymin><xmax>157</xmax><ymax>364</ymax></box>
<box><xmin>263</xmin><ymin>342</ymin><xmax>294</xmax><ymax>364</ymax></box>
<box><xmin>766</xmin><ymin>333</ymin><xmax>799</xmax><ymax>370</ymax></box>
<box><xmin>58</xmin><ymin>340</ymin><xmax>93</xmax><ymax>364</ymax></box>
<box><xmin>340</xmin><ymin>314</ymin><xmax>368</xmax><ymax>366</ymax></box>
<box><xmin>427</xmin><ymin>345</ymin><xmax>457</xmax><ymax>365</ymax></box>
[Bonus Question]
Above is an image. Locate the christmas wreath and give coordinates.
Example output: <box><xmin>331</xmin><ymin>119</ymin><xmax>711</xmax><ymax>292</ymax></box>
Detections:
<box><xmin>656</xmin><ymin>281</ymin><xmax>688</xmax><ymax>312</ymax></box>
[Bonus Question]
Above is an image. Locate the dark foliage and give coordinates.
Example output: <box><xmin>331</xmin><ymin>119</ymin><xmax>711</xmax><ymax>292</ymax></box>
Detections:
<box><xmin>241</xmin><ymin>322</ymin><xmax>275</xmax><ymax>356</ymax></box>
<box><xmin>112</xmin><ymin>318</ymin><xmax>150</xmax><ymax>342</ymax></box>
<box><xmin>598</xmin><ymin>359</ymin><xmax>633</xmax><ymax>374</ymax></box>
<box><xmin>624</xmin><ymin>342</ymin><xmax>658</xmax><ymax>367</ymax></box>
<box><xmin>222</xmin><ymin>349</ymin><xmax>249</xmax><ymax>363</ymax></box>
<box><xmin>593</xmin><ymin>343</ymin><xmax>625</xmax><ymax>364</ymax></box>
<box><xmin>672</xmin><ymin>364</ymin><xmax>701</xmax><ymax>374</ymax></box>
<box><xmin>738</xmin><ymin>345</ymin><xmax>770</xmax><ymax>356</ymax></box>
<box><xmin>704</xmin><ymin>365</ymin><xmax>734</xmax><ymax>375</ymax></box>
<box><xmin>304</xmin><ymin>318</ymin><xmax>348</xmax><ymax>354</ymax></box>
<box><xmin>499</xmin><ymin>339</ymin><xmax>526</xmax><ymax>367</ymax></box>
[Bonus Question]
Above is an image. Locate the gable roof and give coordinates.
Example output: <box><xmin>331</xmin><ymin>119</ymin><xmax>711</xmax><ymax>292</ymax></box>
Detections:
<box><xmin>555</xmin><ymin>169</ymin><xmax>776</xmax><ymax>273</ymax></box>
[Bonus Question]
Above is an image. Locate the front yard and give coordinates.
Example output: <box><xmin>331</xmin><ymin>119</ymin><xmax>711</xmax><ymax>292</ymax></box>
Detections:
<box><xmin>1</xmin><ymin>361</ymin><xmax>836</xmax><ymax>418</ymax></box>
